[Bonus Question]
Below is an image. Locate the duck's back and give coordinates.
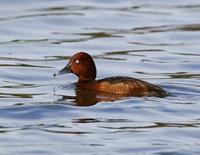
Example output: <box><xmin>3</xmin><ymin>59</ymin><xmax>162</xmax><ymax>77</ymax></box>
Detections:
<box><xmin>93</xmin><ymin>76</ymin><xmax>167</xmax><ymax>97</ymax></box>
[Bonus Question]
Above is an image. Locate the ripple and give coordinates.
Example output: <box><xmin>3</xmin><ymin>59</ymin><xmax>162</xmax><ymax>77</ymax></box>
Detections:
<box><xmin>88</xmin><ymin>23</ymin><xmax>200</xmax><ymax>35</ymax></box>
<box><xmin>0</xmin><ymin>12</ymin><xmax>83</xmax><ymax>22</ymax></box>
<box><xmin>0</xmin><ymin>63</ymin><xmax>52</xmax><ymax>68</ymax></box>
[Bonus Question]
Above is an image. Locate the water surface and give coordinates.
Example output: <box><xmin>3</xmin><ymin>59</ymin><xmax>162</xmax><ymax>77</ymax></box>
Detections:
<box><xmin>0</xmin><ymin>0</ymin><xmax>200</xmax><ymax>154</ymax></box>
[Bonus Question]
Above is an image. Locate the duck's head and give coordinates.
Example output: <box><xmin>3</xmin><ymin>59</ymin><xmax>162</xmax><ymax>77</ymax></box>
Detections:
<box><xmin>54</xmin><ymin>52</ymin><xmax>97</xmax><ymax>82</ymax></box>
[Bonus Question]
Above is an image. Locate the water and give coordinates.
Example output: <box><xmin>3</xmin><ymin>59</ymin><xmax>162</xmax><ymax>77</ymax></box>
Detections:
<box><xmin>0</xmin><ymin>0</ymin><xmax>200</xmax><ymax>154</ymax></box>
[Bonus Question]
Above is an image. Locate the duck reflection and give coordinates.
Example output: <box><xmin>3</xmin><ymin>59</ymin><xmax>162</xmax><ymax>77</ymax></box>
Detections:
<box><xmin>75</xmin><ymin>89</ymin><xmax>129</xmax><ymax>106</ymax></box>
<box><xmin>57</xmin><ymin>88</ymin><xmax>129</xmax><ymax>106</ymax></box>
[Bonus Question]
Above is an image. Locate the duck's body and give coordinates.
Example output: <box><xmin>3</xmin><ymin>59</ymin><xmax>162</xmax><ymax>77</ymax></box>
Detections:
<box><xmin>78</xmin><ymin>76</ymin><xmax>167</xmax><ymax>97</ymax></box>
<box><xmin>54</xmin><ymin>52</ymin><xmax>167</xmax><ymax>97</ymax></box>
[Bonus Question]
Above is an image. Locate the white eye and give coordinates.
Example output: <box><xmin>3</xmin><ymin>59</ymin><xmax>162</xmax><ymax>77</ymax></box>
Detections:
<box><xmin>75</xmin><ymin>60</ymin><xmax>80</xmax><ymax>64</ymax></box>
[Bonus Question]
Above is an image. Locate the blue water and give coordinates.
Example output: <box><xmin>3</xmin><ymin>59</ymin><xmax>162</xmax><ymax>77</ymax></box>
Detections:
<box><xmin>0</xmin><ymin>0</ymin><xmax>200</xmax><ymax>154</ymax></box>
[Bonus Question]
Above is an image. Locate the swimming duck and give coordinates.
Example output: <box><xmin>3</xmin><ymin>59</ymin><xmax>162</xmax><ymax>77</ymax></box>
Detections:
<box><xmin>54</xmin><ymin>52</ymin><xmax>167</xmax><ymax>97</ymax></box>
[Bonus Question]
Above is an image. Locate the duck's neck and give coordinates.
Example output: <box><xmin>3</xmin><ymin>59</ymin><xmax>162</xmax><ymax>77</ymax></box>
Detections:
<box><xmin>77</xmin><ymin>79</ymin><xmax>97</xmax><ymax>90</ymax></box>
<box><xmin>78</xmin><ymin>79</ymin><xmax>95</xmax><ymax>84</ymax></box>
<box><xmin>77</xmin><ymin>70</ymin><xmax>96</xmax><ymax>82</ymax></box>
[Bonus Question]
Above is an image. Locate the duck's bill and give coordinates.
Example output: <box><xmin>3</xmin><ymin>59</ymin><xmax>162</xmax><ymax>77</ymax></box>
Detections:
<box><xmin>53</xmin><ymin>64</ymin><xmax>71</xmax><ymax>76</ymax></box>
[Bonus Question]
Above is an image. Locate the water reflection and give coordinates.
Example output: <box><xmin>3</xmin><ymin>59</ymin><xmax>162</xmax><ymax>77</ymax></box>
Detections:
<box><xmin>56</xmin><ymin>88</ymin><xmax>128</xmax><ymax>106</ymax></box>
<box><xmin>77</xmin><ymin>89</ymin><xmax>136</xmax><ymax>106</ymax></box>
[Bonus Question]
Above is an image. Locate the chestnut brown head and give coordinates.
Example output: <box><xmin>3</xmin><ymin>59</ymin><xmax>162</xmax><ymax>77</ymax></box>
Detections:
<box><xmin>54</xmin><ymin>52</ymin><xmax>97</xmax><ymax>81</ymax></box>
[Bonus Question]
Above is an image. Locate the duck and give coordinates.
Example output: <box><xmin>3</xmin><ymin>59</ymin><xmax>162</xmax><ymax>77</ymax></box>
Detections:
<box><xmin>54</xmin><ymin>52</ymin><xmax>168</xmax><ymax>97</ymax></box>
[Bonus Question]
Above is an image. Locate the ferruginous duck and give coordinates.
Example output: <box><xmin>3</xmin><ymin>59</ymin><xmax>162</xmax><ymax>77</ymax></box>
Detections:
<box><xmin>54</xmin><ymin>52</ymin><xmax>167</xmax><ymax>97</ymax></box>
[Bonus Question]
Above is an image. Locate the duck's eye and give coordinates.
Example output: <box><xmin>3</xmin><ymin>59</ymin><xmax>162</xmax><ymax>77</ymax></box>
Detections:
<box><xmin>75</xmin><ymin>60</ymin><xmax>80</xmax><ymax>64</ymax></box>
